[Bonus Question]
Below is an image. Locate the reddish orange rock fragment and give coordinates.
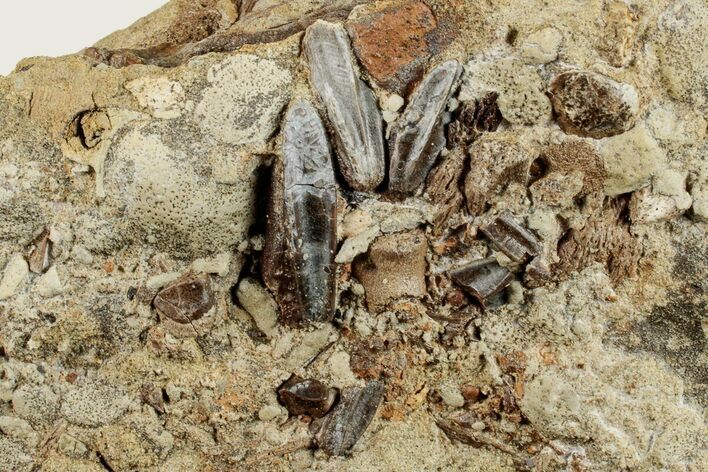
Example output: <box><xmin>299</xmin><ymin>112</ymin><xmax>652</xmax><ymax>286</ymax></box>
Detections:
<box><xmin>347</xmin><ymin>0</ymin><xmax>439</xmax><ymax>94</ymax></box>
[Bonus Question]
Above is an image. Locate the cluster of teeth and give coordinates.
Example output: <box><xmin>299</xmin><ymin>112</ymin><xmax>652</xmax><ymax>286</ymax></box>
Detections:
<box><xmin>263</xmin><ymin>20</ymin><xmax>462</xmax><ymax>326</ymax></box>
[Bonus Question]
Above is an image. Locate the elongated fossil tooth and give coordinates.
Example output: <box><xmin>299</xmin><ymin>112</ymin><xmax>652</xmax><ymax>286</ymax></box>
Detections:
<box><xmin>304</xmin><ymin>20</ymin><xmax>385</xmax><ymax>191</ymax></box>
<box><xmin>314</xmin><ymin>380</ymin><xmax>384</xmax><ymax>456</ymax></box>
<box><xmin>389</xmin><ymin>60</ymin><xmax>462</xmax><ymax>195</ymax></box>
<box><xmin>263</xmin><ymin>99</ymin><xmax>337</xmax><ymax>325</ymax></box>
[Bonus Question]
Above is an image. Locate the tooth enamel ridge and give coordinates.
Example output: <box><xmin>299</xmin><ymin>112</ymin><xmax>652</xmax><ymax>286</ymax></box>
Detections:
<box><xmin>304</xmin><ymin>20</ymin><xmax>386</xmax><ymax>191</ymax></box>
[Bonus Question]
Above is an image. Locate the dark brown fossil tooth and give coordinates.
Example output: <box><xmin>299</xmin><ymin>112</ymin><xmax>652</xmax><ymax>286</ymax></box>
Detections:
<box><xmin>153</xmin><ymin>273</ymin><xmax>214</xmax><ymax>324</ymax></box>
<box><xmin>263</xmin><ymin>99</ymin><xmax>337</xmax><ymax>325</ymax></box>
<box><xmin>481</xmin><ymin>211</ymin><xmax>542</xmax><ymax>264</ymax></box>
<box><xmin>277</xmin><ymin>374</ymin><xmax>338</xmax><ymax>418</ymax></box>
<box><xmin>28</xmin><ymin>228</ymin><xmax>51</xmax><ymax>274</ymax></box>
<box><xmin>304</xmin><ymin>20</ymin><xmax>385</xmax><ymax>191</ymax></box>
<box><xmin>389</xmin><ymin>60</ymin><xmax>462</xmax><ymax>195</ymax></box>
<box><xmin>449</xmin><ymin>258</ymin><xmax>515</xmax><ymax>306</ymax></box>
<box><xmin>314</xmin><ymin>380</ymin><xmax>384</xmax><ymax>456</ymax></box>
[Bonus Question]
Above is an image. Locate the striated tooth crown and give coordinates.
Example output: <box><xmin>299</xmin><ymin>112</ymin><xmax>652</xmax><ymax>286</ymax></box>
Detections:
<box><xmin>304</xmin><ymin>20</ymin><xmax>385</xmax><ymax>191</ymax></box>
<box><xmin>263</xmin><ymin>99</ymin><xmax>337</xmax><ymax>325</ymax></box>
<box><xmin>389</xmin><ymin>60</ymin><xmax>462</xmax><ymax>195</ymax></box>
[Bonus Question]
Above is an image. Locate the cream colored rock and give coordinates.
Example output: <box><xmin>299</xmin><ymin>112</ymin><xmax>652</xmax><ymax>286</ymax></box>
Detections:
<box><xmin>194</xmin><ymin>54</ymin><xmax>294</xmax><ymax>148</ymax></box>
<box><xmin>285</xmin><ymin>325</ymin><xmax>336</xmax><ymax>371</ymax></box>
<box><xmin>654</xmin><ymin>0</ymin><xmax>708</xmax><ymax>112</ymax></box>
<box><xmin>460</xmin><ymin>56</ymin><xmax>552</xmax><ymax>125</ymax></box>
<box><xmin>0</xmin><ymin>254</ymin><xmax>29</xmax><ymax>301</ymax></box>
<box><xmin>236</xmin><ymin>278</ymin><xmax>278</xmax><ymax>338</ymax></box>
<box><xmin>336</xmin><ymin>225</ymin><xmax>380</xmax><ymax>264</ymax></box>
<box><xmin>192</xmin><ymin>252</ymin><xmax>231</xmax><ymax>276</ymax></box>
<box><xmin>520</xmin><ymin>27</ymin><xmax>562</xmax><ymax>64</ymax></box>
<box><xmin>0</xmin><ymin>416</ymin><xmax>39</xmax><ymax>447</ymax></box>
<box><xmin>599</xmin><ymin>125</ymin><xmax>664</xmax><ymax>196</ymax></box>
<box><xmin>105</xmin><ymin>124</ymin><xmax>261</xmax><ymax>257</ymax></box>
<box><xmin>126</xmin><ymin>77</ymin><xmax>186</xmax><ymax>119</ymax></box>
<box><xmin>34</xmin><ymin>266</ymin><xmax>63</xmax><ymax>298</ymax></box>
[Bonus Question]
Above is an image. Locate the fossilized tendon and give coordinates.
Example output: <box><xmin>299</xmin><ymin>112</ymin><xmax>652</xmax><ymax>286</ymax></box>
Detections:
<box><xmin>304</xmin><ymin>20</ymin><xmax>385</xmax><ymax>191</ymax></box>
<box><xmin>389</xmin><ymin>60</ymin><xmax>462</xmax><ymax>195</ymax></box>
<box><xmin>265</xmin><ymin>99</ymin><xmax>337</xmax><ymax>325</ymax></box>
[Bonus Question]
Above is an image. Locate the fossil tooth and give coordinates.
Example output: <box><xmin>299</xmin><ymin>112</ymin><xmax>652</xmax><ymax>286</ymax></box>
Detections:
<box><xmin>28</xmin><ymin>228</ymin><xmax>52</xmax><ymax>274</ymax></box>
<box><xmin>481</xmin><ymin>212</ymin><xmax>542</xmax><ymax>264</ymax></box>
<box><xmin>449</xmin><ymin>257</ymin><xmax>514</xmax><ymax>306</ymax></box>
<box><xmin>389</xmin><ymin>60</ymin><xmax>462</xmax><ymax>195</ymax></box>
<box><xmin>278</xmin><ymin>374</ymin><xmax>338</xmax><ymax>418</ymax></box>
<box><xmin>304</xmin><ymin>20</ymin><xmax>385</xmax><ymax>191</ymax></box>
<box><xmin>263</xmin><ymin>99</ymin><xmax>337</xmax><ymax>325</ymax></box>
<box><xmin>153</xmin><ymin>273</ymin><xmax>214</xmax><ymax>324</ymax></box>
<box><xmin>314</xmin><ymin>380</ymin><xmax>384</xmax><ymax>456</ymax></box>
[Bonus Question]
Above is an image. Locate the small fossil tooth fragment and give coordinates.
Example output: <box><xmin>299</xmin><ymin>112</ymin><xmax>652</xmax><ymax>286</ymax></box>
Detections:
<box><xmin>481</xmin><ymin>212</ymin><xmax>542</xmax><ymax>264</ymax></box>
<box><xmin>153</xmin><ymin>273</ymin><xmax>214</xmax><ymax>324</ymax></box>
<box><xmin>263</xmin><ymin>100</ymin><xmax>337</xmax><ymax>325</ymax></box>
<box><xmin>549</xmin><ymin>70</ymin><xmax>638</xmax><ymax>139</ymax></box>
<box><xmin>314</xmin><ymin>380</ymin><xmax>384</xmax><ymax>456</ymax></box>
<box><xmin>277</xmin><ymin>374</ymin><xmax>338</xmax><ymax>418</ymax></box>
<box><xmin>28</xmin><ymin>228</ymin><xmax>51</xmax><ymax>274</ymax></box>
<box><xmin>304</xmin><ymin>20</ymin><xmax>385</xmax><ymax>191</ymax></box>
<box><xmin>389</xmin><ymin>60</ymin><xmax>462</xmax><ymax>195</ymax></box>
<box><xmin>449</xmin><ymin>258</ymin><xmax>515</xmax><ymax>306</ymax></box>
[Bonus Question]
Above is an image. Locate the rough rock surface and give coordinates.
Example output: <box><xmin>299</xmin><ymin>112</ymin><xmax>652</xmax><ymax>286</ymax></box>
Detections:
<box><xmin>0</xmin><ymin>1</ymin><xmax>706</xmax><ymax>471</ymax></box>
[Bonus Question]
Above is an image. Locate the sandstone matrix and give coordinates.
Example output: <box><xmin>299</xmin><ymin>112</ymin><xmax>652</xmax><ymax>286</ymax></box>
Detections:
<box><xmin>0</xmin><ymin>1</ymin><xmax>706</xmax><ymax>471</ymax></box>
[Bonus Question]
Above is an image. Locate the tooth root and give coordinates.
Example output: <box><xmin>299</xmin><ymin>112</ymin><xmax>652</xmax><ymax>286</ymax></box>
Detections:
<box><xmin>263</xmin><ymin>100</ymin><xmax>337</xmax><ymax>325</ymax></box>
<box><xmin>389</xmin><ymin>60</ymin><xmax>462</xmax><ymax>195</ymax></box>
<box><xmin>304</xmin><ymin>20</ymin><xmax>385</xmax><ymax>191</ymax></box>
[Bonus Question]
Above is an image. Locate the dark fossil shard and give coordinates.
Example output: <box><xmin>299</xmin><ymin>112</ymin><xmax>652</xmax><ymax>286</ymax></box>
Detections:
<box><xmin>389</xmin><ymin>60</ymin><xmax>462</xmax><ymax>195</ymax></box>
<box><xmin>28</xmin><ymin>227</ymin><xmax>51</xmax><ymax>274</ymax></box>
<box><xmin>313</xmin><ymin>380</ymin><xmax>384</xmax><ymax>456</ymax></box>
<box><xmin>153</xmin><ymin>273</ymin><xmax>214</xmax><ymax>324</ymax></box>
<box><xmin>263</xmin><ymin>100</ymin><xmax>337</xmax><ymax>325</ymax></box>
<box><xmin>278</xmin><ymin>374</ymin><xmax>338</xmax><ymax>418</ymax></box>
<box><xmin>304</xmin><ymin>20</ymin><xmax>385</xmax><ymax>191</ymax></box>
<box><xmin>481</xmin><ymin>211</ymin><xmax>542</xmax><ymax>264</ymax></box>
<box><xmin>449</xmin><ymin>257</ymin><xmax>514</xmax><ymax>306</ymax></box>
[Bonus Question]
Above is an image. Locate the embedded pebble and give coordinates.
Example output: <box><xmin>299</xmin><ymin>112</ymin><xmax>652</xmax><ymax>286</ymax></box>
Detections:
<box><xmin>258</xmin><ymin>404</ymin><xmax>285</xmax><ymax>421</ymax></box>
<box><xmin>35</xmin><ymin>266</ymin><xmax>63</xmax><ymax>298</ymax></box>
<box><xmin>438</xmin><ymin>384</ymin><xmax>465</xmax><ymax>408</ymax></box>
<box><xmin>70</xmin><ymin>245</ymin><xmax>93</xmax><ymax>265</ymax></box>
<box><xmin>191</xmin><ymin>252</ymin><xmax>231</xmax><ymax>276</ymax></box>
<box><xmin>236</xmin><ymin>277</ymin><xmax>278</xmax><ymax>338</ymax></box>
<box><xmin>520</xmin><ymin>27</ymin><xmax>562</xmax><ymax>64</ymax></box>
<box><xmin>0</xmin><ymin>254</ymin><xmax>29</xmax><ymax>301</ymax></box>
<box><xmin>383</xmin><ymin>94</ymin><xmax>405</xmax><ymax>112</ymax></box>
